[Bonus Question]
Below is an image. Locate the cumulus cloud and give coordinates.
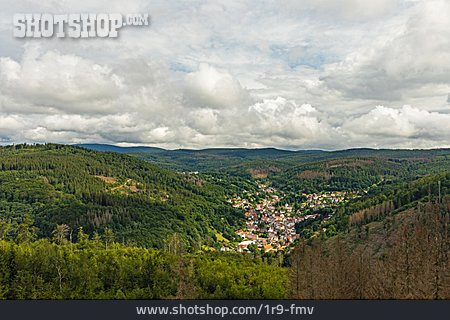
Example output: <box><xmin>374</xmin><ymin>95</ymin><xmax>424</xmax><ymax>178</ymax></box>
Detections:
<box><xmin>323</xmin><ymin>0</ymin><xmax>450</xmax><ymax>102</ymax></box>
<box><xmin>247</xmin><ymin>97</ymin><xmax>330</xmax><ymax>141</ymax></box>
<box><xmin>184</xmin><ymin>63</ymin><xmax>252</xmax><ymax>109</ymax></box>
<box><xmin>342</xmin><ymin>105</ymin><xmax>450</xmax><ymax>148</ymax></box>
<box><xmin>0</xmin><ymin>45</ymin><xmax>123</xmax><ymax>114</ymax></box>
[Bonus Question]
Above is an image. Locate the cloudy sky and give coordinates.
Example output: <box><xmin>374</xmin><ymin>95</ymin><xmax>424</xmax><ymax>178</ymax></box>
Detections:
<box><xmin>0</xmin><ymin>0</ymin><xmax>449</xmax><ymax>150</ymax></box>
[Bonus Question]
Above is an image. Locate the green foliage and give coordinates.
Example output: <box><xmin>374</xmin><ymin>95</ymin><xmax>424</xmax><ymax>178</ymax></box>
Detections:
<box><xmin>1</xmin><ymin>143</ymin><xmax>449</xmax><ymax>300</ymax></box>
<box><xmin>0</xmin><ymin>144</ymin><xmax>244</xmax><ymax>248</ymax></box>
<box><xmin>272</xmin><ymin>156</ymin><xmax>450</xmax><ymax>193</ymax></box>
<box><xmin>0</xmin><ymin>237</ymin><xmax>287</xmax><ymax>300</ymax></box>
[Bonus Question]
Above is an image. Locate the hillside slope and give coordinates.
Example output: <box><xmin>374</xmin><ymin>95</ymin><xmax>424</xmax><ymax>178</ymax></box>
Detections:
<box><xmin>0</xmin><ymin>144</ymin><xmax>244</xmax><ymax>248</ymax></box>
<box><xmin>77</xmin><ymin>144</ymin><xmax>450</xmax><ymax>183</ymax></box>
<box><xmin>290</xmin><ymin>197</ymin><xmax>450</xmax><ymax>299</ymax></box>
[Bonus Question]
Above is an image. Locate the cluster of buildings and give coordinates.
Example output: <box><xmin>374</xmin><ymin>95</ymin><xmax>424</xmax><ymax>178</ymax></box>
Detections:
<box><xmin>300</xmin><ymin>191</ymin><xmax>355</xmax><ymax>210</ymax></box>
<box><xmin>226</xmin><ymin>184</ymin><xmax>355</xmax><ymax>253</ymax></box>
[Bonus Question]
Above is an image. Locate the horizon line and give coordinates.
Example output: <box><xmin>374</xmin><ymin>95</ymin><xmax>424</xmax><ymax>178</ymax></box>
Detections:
<box><xmin>2</xmin><ymin>142</ymin><xmax>450</xmax><ymax>153</ymax></box>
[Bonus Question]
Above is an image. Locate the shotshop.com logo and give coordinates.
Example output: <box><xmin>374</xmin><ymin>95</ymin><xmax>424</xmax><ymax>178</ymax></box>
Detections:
<box><xmin>13</xmin><ymin>13</ymin><xmax>149</xmax><ymax>38</ymax></box>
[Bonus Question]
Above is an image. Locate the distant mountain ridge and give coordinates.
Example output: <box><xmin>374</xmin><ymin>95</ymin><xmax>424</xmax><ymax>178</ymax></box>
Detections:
<box><xmin>74</xmin><ymin>143</ymin><xmax>165</xmax><ymax>153</ymax></box>
<box><xmin>75</xmin><ymin>143</ymin><xmax>300</xmax><ymax>155</ymax></box>
<box><xmin>76</xmin><ymin>143</ymin><xmax>450</xmax><ymax>156</ymax></box>
<box><xmin>76</xmin><ymin>143</ymin><xmax>450</xmax><ymax>175</ymax></box>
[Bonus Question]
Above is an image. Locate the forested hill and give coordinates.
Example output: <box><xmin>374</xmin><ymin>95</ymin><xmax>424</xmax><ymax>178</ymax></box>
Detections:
<box><xmin>77</xmin><ymin>144</ymin><xmax>450</xmax><ymax>180</ymax></box>
<box><xmin>76</xmin><ymin>143</ymin><xmax>301</xmax><ymax>173</ymax></box>
<box><xmin>75</xmin><ymin>144</ymin><xmax>165</xmax><ymax>154</ymax></box>
<box><xmin>290</xmin><ymin>198</ymin><xmax>450</xmax><ymax>299</ymax></box>
<box><xmin>0</xmin><ymin>143</ymin><xmax>448</xmax><ymax>299</ymax></box>
<box><xmin>0</xmin><ymin>144</ymin><xmax>245</xmax><ymax>248</ymax></box>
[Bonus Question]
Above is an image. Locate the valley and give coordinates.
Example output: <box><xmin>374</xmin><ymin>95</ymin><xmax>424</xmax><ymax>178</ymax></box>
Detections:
<box><xmin>228</xmin><ymin>183</ymin><xmax>358</xmax><ymax>253</ymax></box>
<box><xmin>0</xmin><ymin>143</ymin><xmax>448</xmax><ymax>299</ymax></box>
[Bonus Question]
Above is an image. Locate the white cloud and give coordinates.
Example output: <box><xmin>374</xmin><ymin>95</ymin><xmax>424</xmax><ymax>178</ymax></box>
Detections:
<box><xmin>0</xmin><ymin>45</ymin><xmax>123</xmax><ymax>114</ymax></box>
<box><xmin>323</xmin><ymin>0</ymin><xmax>450</xmax><ymax>102</ymax></box>
<box><xmin>184</xmin><ymin>63</ymin><xmax>252</xmax><ymax>109</ymax></box>
<box><xmin>247</xmin><ymin>97</ymin><xmax>333</xmax><ymax>143</ymax></box>
<box><xmin>343</xmin><ymin>105</ymin><xmax>450</xmax><ymax>145</ymax></box>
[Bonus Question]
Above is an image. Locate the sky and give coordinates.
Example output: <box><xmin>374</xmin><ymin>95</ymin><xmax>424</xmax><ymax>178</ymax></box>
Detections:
<box><xmin>0</xmin><ymin>0</ymin><xmax>449</xmax><ymax>150</ymax></box>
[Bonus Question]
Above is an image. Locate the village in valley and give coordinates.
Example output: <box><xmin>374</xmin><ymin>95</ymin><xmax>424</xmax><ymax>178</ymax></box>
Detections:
<box><xmin>224</xmin><ymin>183</ymin><xmax>358</xmax><ymax>253</ymax></box>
